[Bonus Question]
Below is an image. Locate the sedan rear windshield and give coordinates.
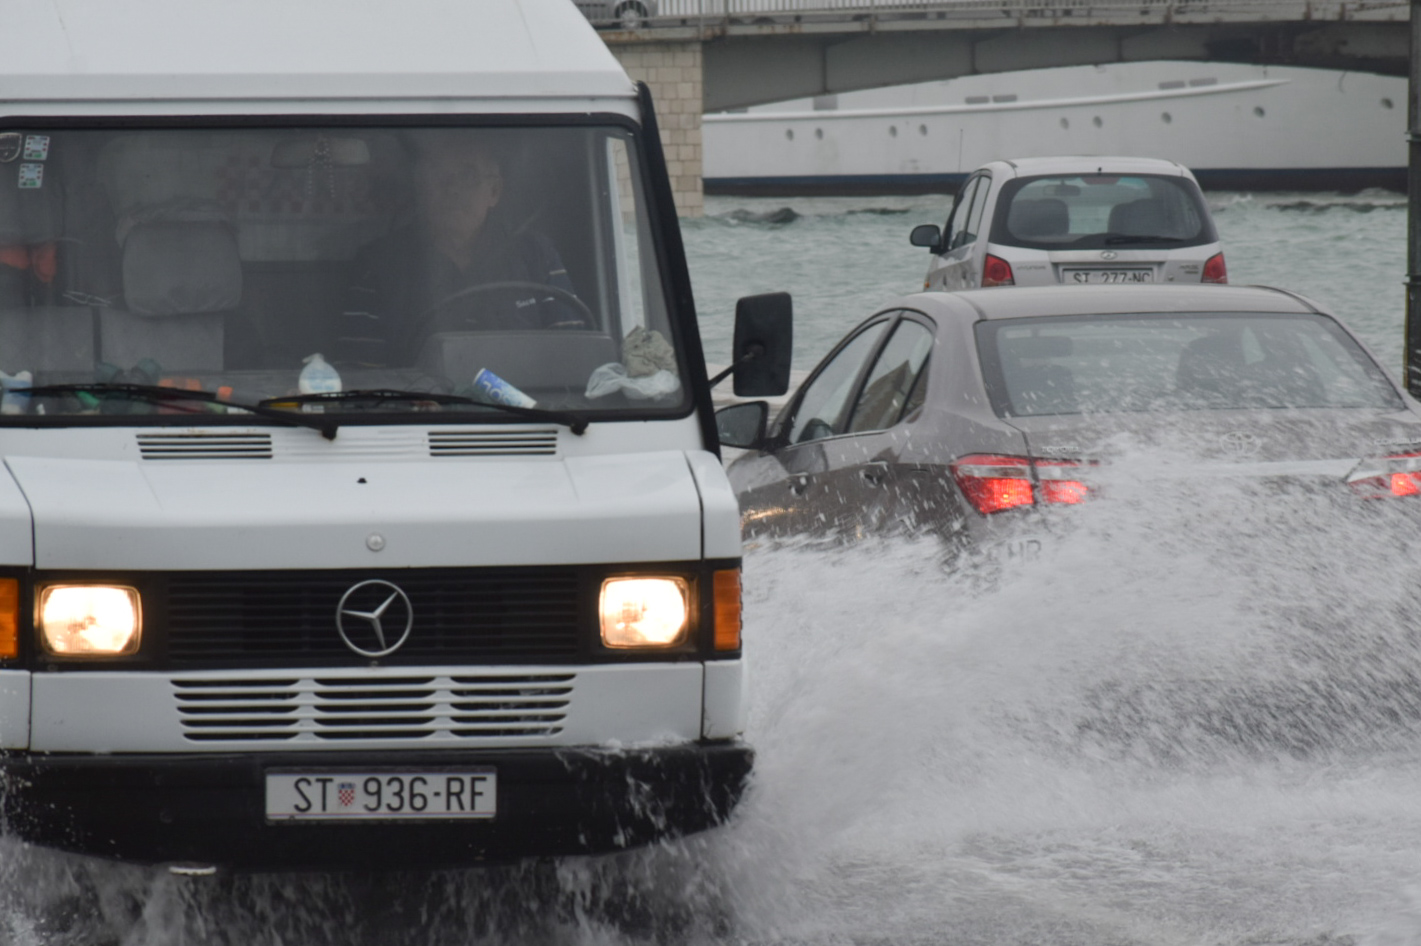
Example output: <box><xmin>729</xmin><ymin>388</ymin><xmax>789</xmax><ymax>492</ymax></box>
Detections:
<box><xmin>989</xmin><ymin>174</ymin><xmax>1215</xmax><ymax>251</ymax></box>
<box><xmin>976</xmin><ymin>313</ymin><xmax>1402</xmax><ymax>417</ymax></box>
<box><xmin>0</xmin><ymin>123</ymin><xmax>685</xmax><ymax>427</ymax></box>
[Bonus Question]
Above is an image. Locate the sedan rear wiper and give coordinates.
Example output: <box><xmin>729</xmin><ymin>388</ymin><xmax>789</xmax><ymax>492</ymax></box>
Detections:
<box><xmin>1103</xmin><ymin>235</ymin><xmax>1187</xmax><ymax>245</ymax></box>
<box><xmin>19</xmin><ymin>383</ymin><xmax>341</xmax><ymax>439</ymax></box>
<box><xmin>258</xmin><ymin>389</ymin><xmax>588</xmax><ymax>435</ymax></box>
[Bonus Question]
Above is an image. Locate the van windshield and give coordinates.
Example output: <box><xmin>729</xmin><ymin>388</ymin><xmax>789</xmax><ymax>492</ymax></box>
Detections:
<box><xmin>0</xmin><ymin>124</ymin><xmax>686</xmax><ymax>425</ymax></box>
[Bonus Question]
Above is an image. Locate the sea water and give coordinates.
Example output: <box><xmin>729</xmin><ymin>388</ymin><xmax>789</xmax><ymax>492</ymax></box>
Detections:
<box><xmin>2</xmin><ymin>190</ymin><xmax>1416</xmax><ymax>946</ymax></box>
<box><xmin>686</xmin><ymin>190</ymin><xmax>1408</xmax><ymax>378</ymax></box>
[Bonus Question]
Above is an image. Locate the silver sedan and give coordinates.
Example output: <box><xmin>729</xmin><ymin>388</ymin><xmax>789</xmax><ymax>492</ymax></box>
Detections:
<box><xmin>718</xmin><ymin>284</ymin><xmax>1421</xmax><ymax>544</ymax></box>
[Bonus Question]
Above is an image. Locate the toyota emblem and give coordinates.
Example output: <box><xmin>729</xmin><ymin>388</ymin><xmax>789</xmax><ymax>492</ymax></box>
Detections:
<box><xmin>1219</xmin><ymin>431</ymin><xmax>1262</xmax><ymax>459</ymax></box>
<box><xmin>336</xmin><ymin>580</ymin><xmax>414</xmax><ymax>658</ymax></box>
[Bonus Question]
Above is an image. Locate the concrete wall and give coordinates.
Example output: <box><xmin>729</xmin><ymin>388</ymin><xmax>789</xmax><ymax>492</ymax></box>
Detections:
<box><xmin>608</xmin><ymin>42</ymin><xmax>705</xmax><ymax>218</ymax></box>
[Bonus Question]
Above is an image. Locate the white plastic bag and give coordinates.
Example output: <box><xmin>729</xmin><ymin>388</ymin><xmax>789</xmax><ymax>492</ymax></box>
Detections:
<box><xmin>585</xmin><ymin>363</ymin><xmax>681</xmax><ymax>400</ymax></box>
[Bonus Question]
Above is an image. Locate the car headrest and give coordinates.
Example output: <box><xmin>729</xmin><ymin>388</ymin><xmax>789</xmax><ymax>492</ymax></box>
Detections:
<box><xmin>122</xmin><ymin>221</ymin><xmax>242</xmax><ymax>316</ymax></box>
<box><xmin>1006</xmin><ymin>334</ymin><xmax>1073</xmax><ymax>360</ymax></box>
<box><xmin>1007</xmin><ymin>198</ymin><xmax>1069</xmax><ymax>239</ymax></box>
<box><xmin>1108</xmin><ymin>199</ymin><xmax>1167</xmax><ymax>236</ymax></box>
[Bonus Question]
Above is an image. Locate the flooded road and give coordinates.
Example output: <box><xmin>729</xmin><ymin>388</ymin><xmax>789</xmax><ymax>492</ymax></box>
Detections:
<box><xmin>3</xmin><ymin>192</ymin><xmax>1418</xmax><ymax>945</ymax></box>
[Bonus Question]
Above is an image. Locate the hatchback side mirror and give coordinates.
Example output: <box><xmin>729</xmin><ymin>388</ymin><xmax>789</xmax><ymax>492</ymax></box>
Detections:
<box><xmin>725</xmin><ymin>292</ymin><xmax>792</xmax><ymax>397</ymax></box>
<box><xmin>910</xmin><ymin>224</ymin><xmax>942</xmax><ymax>252</ymax></box>
<box><xmin>716</xmin><ymin>401</ymin><xmax>769</xmax><ymax>450</ymax></box>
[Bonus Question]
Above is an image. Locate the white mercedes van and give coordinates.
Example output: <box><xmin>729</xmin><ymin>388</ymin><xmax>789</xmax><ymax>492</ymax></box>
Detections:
<box><xmin>0</xmin><ymin>0</ymin><xmax>789</xmax><ymax>871</ymax></box>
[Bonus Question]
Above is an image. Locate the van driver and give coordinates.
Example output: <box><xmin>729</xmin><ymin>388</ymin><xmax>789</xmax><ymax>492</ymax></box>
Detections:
<box><xmin>337</xmin><ymin>132</ymin><xmax>582</xmax><ymax>368</ymax></box>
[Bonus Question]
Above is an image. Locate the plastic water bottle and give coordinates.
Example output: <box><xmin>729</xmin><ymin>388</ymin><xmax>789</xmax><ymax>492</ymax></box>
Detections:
<box><xmin>298</xmin><ymin>353</ymin><xmax>340</xmax><ymax>413</ymax></box>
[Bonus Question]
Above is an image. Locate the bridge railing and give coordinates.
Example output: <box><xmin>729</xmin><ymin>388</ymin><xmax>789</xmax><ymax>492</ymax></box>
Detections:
<box><xmin>581</xmin><ymin>0</ymin><xmax>1406</xmax><ymax>29</ymax></box>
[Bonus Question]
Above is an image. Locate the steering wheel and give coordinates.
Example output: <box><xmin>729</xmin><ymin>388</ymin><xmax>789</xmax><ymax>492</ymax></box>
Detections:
<box><xmin>413</xmin><ymin>281</ymin><xmax>594</xmax><ymax>337</ymax></box>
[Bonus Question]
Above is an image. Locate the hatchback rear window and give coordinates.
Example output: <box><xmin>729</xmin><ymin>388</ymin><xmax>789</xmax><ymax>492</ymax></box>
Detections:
<box><xmin>976</xmin><ymin>313</ymin><xmax>1402</xmax><ymax>417</ymax></box>
<box><xmin>989</xmin><ymin>174</ymin><xmax>1215</xmax><ymax>251</ymax></box>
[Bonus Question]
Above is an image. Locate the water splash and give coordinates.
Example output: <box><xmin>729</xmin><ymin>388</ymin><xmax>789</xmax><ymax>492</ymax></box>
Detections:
<box><xmin>9</xmin><ymin>450</ymin><xmax>1421</xmax><ymax>939</ymax></box>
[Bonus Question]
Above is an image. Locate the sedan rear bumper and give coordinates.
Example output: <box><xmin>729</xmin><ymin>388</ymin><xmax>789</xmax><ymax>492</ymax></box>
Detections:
<box><xmin>0</xmin><ymin>743</ymin><xmax>752</xmax><ymax>871</ymax></box>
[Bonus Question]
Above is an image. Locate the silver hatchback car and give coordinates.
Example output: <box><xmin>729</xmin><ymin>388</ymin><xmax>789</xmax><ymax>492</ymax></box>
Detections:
<box><xmin>910</xmin><ymin>156</ymin><xmax>1226</xmax><ymax>291</ymax></box>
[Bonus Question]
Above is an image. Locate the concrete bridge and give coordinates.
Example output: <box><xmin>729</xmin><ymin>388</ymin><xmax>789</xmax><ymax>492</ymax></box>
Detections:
<box><xmin>590</xmin><ymin>0</ymin><xmax>1409</xmax><ymax>213</ymax></box>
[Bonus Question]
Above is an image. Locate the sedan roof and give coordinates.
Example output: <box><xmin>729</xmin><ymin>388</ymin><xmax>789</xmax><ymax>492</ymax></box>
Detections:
<box><xmin>903</xmin><ymin>285</ymin><xmax>1321</xmax><ymax>323</ymax></box>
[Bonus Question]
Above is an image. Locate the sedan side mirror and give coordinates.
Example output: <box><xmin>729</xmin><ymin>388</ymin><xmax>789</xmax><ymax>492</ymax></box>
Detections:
<box><xmin>716</xmin><ymin>401</ymin><xmax>769</xmax><ymax>450</ymax></box>
<box><xmin>725</xmin><ymin>292</ymin><xmax>792</xmax><ymax>397</ymax></box>
<box><xmin>910</xmin><ymin>224</ymin><xmax>942</xmax><ymax>252</ymax></box>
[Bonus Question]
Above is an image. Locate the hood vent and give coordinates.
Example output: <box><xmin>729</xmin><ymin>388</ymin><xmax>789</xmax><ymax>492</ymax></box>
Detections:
<box><xmin>138</xmin><ymin>432</ymin><xmax>273</xmax><ymax>460</ymax></box>
<box><xmin>429</xmin><ymin>429</ymin><xmax>558</xmax><ymax>458</ymax></box>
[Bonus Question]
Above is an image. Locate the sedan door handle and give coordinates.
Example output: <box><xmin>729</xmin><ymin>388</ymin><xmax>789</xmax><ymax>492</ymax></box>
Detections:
<box><xmin>860</xmin><ymin>462</ymin><xmax>889</xmax><ymax>486</ymax></box>
<box><xmin>788</xmin><ymin>473</ymin><xmax>810</xmax><ymax>496</ymax></box>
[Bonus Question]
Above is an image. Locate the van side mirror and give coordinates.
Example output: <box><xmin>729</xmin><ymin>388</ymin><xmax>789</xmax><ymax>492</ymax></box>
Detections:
<box><xmin>910</xmin><ymin>224</ymin><xmax>942</xmax><ymax>252</ymax></box>
<box><xmin>716</xmin><ymin>401</ymin><xmax>768</xmax><ymax>450</ymax></box>
<box><xmin>728</xmin><ymin>292</ymin><xmax>792</xmax><ymax>397</ymax></box>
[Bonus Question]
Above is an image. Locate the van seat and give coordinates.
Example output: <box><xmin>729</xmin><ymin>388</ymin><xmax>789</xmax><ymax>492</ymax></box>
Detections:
<box><xmin>100</xmin><ymin>220</ymin><xmax>238</xmax><ymax>371</ymax></box>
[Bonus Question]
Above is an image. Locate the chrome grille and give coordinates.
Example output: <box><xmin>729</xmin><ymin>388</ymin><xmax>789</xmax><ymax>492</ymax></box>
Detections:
<box><xmin>174</xmin><ymin>673</ymin><xmax>574</xmax><ymax>743</ymax></box>
<box><xmin>138</xmin><ymin>432</ymin><xmax>273</xmax><ymax>460</ymax></box>
<box><xmin>164</xmin><ymin>567</ymin><xmax>582</xmax><ymax>667</ymax></box>
<box><xmin>428</xmin><ymin>429</ymin><xmax>558</xmax><ymax>457</ymax></box>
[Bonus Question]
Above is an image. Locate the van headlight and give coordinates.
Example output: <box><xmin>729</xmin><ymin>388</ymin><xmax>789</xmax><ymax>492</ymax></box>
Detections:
<box><xmin>39</xmin><ymin>585</ymin><xmax>142</xmax><ymax>656</ymax></box>
<box><xmin>599</xmin><ymin>577</ymin><xmax>689</xmax><ymax>648</ymax></box>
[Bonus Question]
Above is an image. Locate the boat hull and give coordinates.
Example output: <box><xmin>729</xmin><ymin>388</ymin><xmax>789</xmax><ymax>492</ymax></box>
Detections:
<box><xmin>703</xmin><ymin>62</ymin><xmax>1406</xmax><ymax>195</ymax></box>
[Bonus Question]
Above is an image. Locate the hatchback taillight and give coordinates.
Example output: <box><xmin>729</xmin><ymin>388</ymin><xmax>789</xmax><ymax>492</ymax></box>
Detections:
<box><xmin>949</xmin><ymin>454</ymin><xmax>1090</xmax><ymax>515</ymax></box>
<box><xmin>982</xmin><ymin>255</ymin><xmax>1015</xmax><ymax>288</ymax></box>
<box><xmin>1347</xmin><ymin>451</ymin><xmax>1421</xmax><ymax>499</ymax></box>
<box><xmin>1202</xmin><ymin>252</ymin><xmax>1228</xmax><ymax>284</ymax></box>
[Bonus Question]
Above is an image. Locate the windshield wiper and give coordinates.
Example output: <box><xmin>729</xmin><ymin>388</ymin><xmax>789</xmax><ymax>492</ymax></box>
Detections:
<box><xmin>19</xmin><ymin>383</ymin><xmax>341</xmax><ymax>440</ymax></box>
<box><xmin>259</xmin><ymin>389</ymin><xmax>589</xmax><ymax>435</ymax></box>
<box><xmin>1103</xmin><ymin>235</ymin><xmax>1187</xmax><ymax>245</ymax></box>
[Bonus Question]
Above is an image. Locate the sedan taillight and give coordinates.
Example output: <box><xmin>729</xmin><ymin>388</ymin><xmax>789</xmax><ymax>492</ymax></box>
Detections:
<box><xmin>982</xmin><ymin>255</ymin><xmax>1015</xmax><ymax>288</ymax></box>
<box><xmin>1347</xmin><ymin>451</ymin><xmax>1421</xmax><ymax>499</ymax></box>
<box><xmin>1202</xmin><ymin>252</ymin><xmax>1228</xmax><ymax>284</ymax></box>
<box><xmin>949</xmin><ymin>454</ymin><xmax>1090</xmax><ymax>515</ymax></box>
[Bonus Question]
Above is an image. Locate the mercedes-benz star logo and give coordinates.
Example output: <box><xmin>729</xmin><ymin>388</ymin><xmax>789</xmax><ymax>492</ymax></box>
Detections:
<box><xmin>336</xmin><ymin>580</ymin><xmax>414</xmax><ymax>658</ymax></box>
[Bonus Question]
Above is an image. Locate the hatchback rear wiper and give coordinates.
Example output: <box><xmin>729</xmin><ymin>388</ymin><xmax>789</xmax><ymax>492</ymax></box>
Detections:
<box><xmin>19</xmin><ymin>383</ymin><xmax>341</xmax><ymax>439</ymax></box>
<box><xmin>259</xmin><ymin>389</ymin><xmax>588</xmax><ymax>435</ymax></box>
<box><xmin>1103</xmin><ymin>235</ymin><xmax>1186</xmax><ymax>245</ymax></box>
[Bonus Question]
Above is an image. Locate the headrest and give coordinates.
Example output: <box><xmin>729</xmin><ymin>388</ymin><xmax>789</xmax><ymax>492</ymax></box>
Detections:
<box><xmin>1006</xmin><ymin>334</ymin><xmax>1073</xmax><ymax>360</ymax></box>
<box><xmin>1007</xmin><ymin>198</ymin><xmax>1069</xmax><ymax>239</ymax></box>
<box><xmin>1108</xmin><ymin>199</ymin><xmax>1167</xmax><ymax>236</ymax></box>
<box><xmin>123</xmin><ymin>221</ymin><xmax>242</xmax><ymax>316</ymax></box>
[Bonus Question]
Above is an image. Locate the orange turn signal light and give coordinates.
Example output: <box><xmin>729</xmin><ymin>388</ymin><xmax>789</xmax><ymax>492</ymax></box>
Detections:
<box><xmin>712</xmin><ymin>568</ymin><xmax>742</xmax><ymax>651</ymax></box>
<box><xmin>0</xmin><ymin>578</ymin><xmax>18</xmax><ymax>658</ymax></box>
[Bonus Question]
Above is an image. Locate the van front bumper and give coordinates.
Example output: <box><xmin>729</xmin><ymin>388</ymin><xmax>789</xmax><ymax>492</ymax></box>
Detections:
<box><xmin>0</xmin><ymin>743</ymin><xmax>752</xmax><ymax>871</ymax></box>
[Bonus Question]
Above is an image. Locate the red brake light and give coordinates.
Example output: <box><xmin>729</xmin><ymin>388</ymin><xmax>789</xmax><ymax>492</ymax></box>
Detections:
<box><xmin>1035</xmin><ymin>460</ymin><xmax>1090</xmax><ymax>504</ymax></box>
<box><xmin>1202</xmin><ymin>252</ymin><xmax>1227</xmax><ymax>284</ymax></box>
<box><xmin>949</xmin><ymin>454</ymin><xmax>1090</xmax><ymax>515</ymax></box>
<box><xmin>982</xmin><ymin>255</ymin><xmax>1015</xmax><ymax>288</ymax></box>
<box><xmin>1347</xmin><ymin>451</ymin><xmax>1421</xmax><ymax>499</ymax></box>
<box><xmin>1390</xmin><ymin>473</ymin><xmax>1421</xmax><ymax>496</ymax></box>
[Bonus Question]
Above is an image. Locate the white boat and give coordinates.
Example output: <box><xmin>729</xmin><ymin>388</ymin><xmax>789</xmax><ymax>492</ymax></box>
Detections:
<box><xmin>702</xmin><ymin>60</ymin><xmax>1406</xmax><ymax>194</ymax></box>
